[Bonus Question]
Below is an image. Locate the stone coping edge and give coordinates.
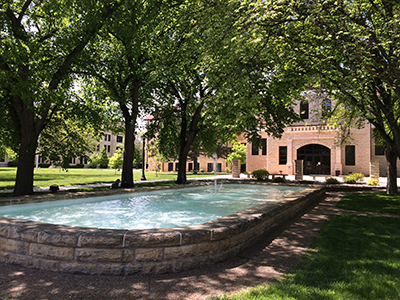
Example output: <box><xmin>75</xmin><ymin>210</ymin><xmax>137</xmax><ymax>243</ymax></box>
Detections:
<box><xmin>0</xmin><ymin>183</ymin><xmax>325</xmax><ymax>275</ymax></box>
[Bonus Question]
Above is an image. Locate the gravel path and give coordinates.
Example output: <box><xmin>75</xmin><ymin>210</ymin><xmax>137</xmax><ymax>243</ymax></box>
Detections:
<box><xmin>0</xmin><ymin>190</ymin><xmax>378</xmax><ymax>300</ymax></box>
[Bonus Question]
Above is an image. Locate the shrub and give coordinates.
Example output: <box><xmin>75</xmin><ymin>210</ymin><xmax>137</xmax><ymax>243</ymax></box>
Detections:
<box><xmin>367</xmin><ymin>178</ymin><xmax>379</xmax><ymax>186</ymax></box>
<box><xmin>98</xmin><ymin>148</ymin><xmax>110</xmax><ymax>168</ymax></box>
<box><xmin>345</xmin><ymin>173</ymin><xmax>365</xmax><ymax>183</ymax></box>
<box><xmin>68</xmin><ymin>164</ymin><xmax>84</xmax><ymax>168</ymax></box>
<box><xmin>252</xmin><ymin>169</ymin><xmax>270</xmax><ymax>180</ymax></box>
<box><xmin>89</xmin><ymin>153</ymin><xmax>99</xmax><ymax>168</ymax></box>
<box><xmin>225</xmin><ymin>167</ymin><xmax>231</xmax><ymax>173</ymax></box>
<box><xmin>326</xmin><ymin>177</ymin><xmax>340</xmax><ymax>184</ymax></box>
<box><xmin>38</xmin><ymin>163</ymin><xmax>51</xmax><ymax>168</ymax></box>
<box><xmin>351</xmin><ymin>173</ymin><xmax>365</xmax><ymax>181</ymax></box>
<box><xmin>272</xmin><ymin>176</ymin><xmax>285</xmax><ymax>183</ymax></box>
<box><xmin>200</xmin><ymin>169</ymin><xmax>204</xmax><ymax>173</ymax></box>
<box><xmin>109</xmin><ymin>150</ymin><xmax>123</xmax><ymax>171</ymax></box>
<box><xmin>345</xmin><ymin>178</ymin><xmax>357</xmax><ymax>184</ymax></box>
<box><xmin>49</xmin><ymin>184</ymin><xmax>59</xmax><ymax>193</ymax></box>
<box><xmin>8</xmin><ymin>160</ymin><xmax>18</xmax><ymax>167</ymax></box>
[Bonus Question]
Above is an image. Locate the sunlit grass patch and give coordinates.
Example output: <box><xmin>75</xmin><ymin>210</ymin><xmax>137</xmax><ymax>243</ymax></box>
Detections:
<box><xmin>210</xmin><ymin>215</ymin><xmax>400</xmax><ymax>300</ymax></box>
<box><xmin>337</xmin><ymin>192</ymin><xmax>400</xmax><ymax>215</ymax></box>
<box><xmin>0</xmin><ymin>167</ymin><xmax>222</xmax><ymax>190</ymax></box>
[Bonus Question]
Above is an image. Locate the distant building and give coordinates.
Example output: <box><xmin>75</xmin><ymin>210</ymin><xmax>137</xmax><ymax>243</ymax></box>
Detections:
<box><xmin>148</xmin><ymin>94</ymin><xmax>398</xmax><ymax>177</ymax></box>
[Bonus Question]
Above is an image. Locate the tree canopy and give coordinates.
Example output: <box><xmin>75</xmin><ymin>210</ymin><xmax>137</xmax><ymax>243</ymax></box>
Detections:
<box><xmin>146</xmin><ymin>0</ymin><xmax>305</xmax><ymax>183</ymax></box>
<box><xmin>255</xmin><ymin>0</ymin><xmax>400</xmax><ymax>193</ymax></box>
<box><xmin>0</xmin><ymin>0</ymin><xmax>122</xmax><ymax>195</ymax></box>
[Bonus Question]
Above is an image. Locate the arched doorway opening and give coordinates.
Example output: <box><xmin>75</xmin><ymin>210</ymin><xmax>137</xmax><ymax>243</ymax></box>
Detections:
<box><xmin>297</xmin><ymin>144</ymin><xmax>331</xmax><ymax>175</ymax></box>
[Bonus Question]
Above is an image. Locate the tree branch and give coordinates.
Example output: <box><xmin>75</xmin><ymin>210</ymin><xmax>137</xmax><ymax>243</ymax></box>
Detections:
<box><xmin>17</xmin><ymin>0</ymin><xmax>33</xmax><ymax>22</ymax></box>
<box><xmin>48</xmin><ymin>2</ymin><xmax>121</xmax><ymax>90</ymax></box>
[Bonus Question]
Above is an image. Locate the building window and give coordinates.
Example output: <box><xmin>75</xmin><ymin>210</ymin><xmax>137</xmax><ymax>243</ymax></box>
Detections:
<box><xmin>252</xmin><ymin>143</ymin><xmax>259</xmax><ymax>155</ymax></box>
<box><xmin>300</xmin><ymin>100</ymin><xmax>309</xmax><ymax>119</ymax></box>
<box><xmin>216</xmin><ymin>163</ymin><xmax>222</xmax><ymax>172</ymax></box>
<box><xmin>104</xmin><ymin>135</ymin><xmax>107</xmax><ymax>141</ymax></box>
<box><xmin>108</xmin><ymin>135</ymin><xmax>111</xmax><ymax>142</ymax></box>
<box><xmin>188</xmin><ymin>163</ymin><xmax>193</xmax><ymax>171</ymax></box>
<box><xmin>175</xmin><ymin>162</ymin><xmax>179</xmax><ymax>171</ymax></box>
<box><xmin>116</xmin><ymin>136</ymin><xmax>123</xmax><ymax>143</ymax></box>
<box><xmin>168</xmin><ymin>162</ymin><xmax>173</xmax><ymax>171</ymax></box>
<box><xmin>262</xmin><ymin>138</ymin><xmax>267</xmax><ymax>155</ymax></box>
<box><xmin>207</xmin><ymin>163</ymin><xmax>213</xmax><ymax>172</ymax></box>
<box><xmin>279</xmin><ymin>146</ymin><xmax>287</xmax><ymax>165</ymax></box>
<box><xmin>107</xmin><ymin>145</ymin><xmax>110</xmax><ymax>153</ymax></box>
<box><xmin>345</xmin><ymin>145</ymin><xmax>355</xmax><ymax>165</ymax></box>
<box><xmin>322</xmin><ymin>99</ymin><xmax>332</xmax><ymax>117</ymax></box>
<box><xmin>375</xmin><ymin>145</ymin><xmax>385</xmax><ymax>156</ymax></box>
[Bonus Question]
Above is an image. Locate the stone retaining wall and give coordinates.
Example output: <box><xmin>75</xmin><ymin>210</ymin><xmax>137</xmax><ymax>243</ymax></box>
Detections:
<box><xmin>0</xmin><ymin>184</ymin><xmax>325</xmax><ymax>275</ymax></box>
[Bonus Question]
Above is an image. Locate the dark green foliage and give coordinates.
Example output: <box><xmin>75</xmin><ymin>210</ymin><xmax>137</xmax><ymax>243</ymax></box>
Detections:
<box><xmin>326</xmin><ymin>177</ymin><xmax>340</xmax><ymax>184</ymax></box>
<box><xmin>7</xmin><ymin>160</ymin><xmax>18</xmax><ymax>167</ymax></box>
<box><xmin>345</xmin><ymin>179</ymin><xmax>357</xmax><ymax>184</ymax></box>
<box><xmin>251</xmin><ymin>169</ymin><xmax>270</xmax><ymax>181</ymax></box>
<box><xmin>1</xmin><ymin>0</ymin><xmax>122</xmax><ymax>196</ymax></box>
<box><xmin>98</xmin><ymin>148</ymin><xmax>109</xmax><ymax>168</ymax></box>
<box><xmin>272</xmin><ymin>176</ymin><xmax>285</xmax><ymax>183</ymax></box>
<box><xmin>69</xmin><ymin>164</ymin><xmax>84</xmax><ymax>169</ymax></box>
<box><xmin>39</xmin><ymin>163</ymin><xmax>51</xmax><ymax>168</ymax></box>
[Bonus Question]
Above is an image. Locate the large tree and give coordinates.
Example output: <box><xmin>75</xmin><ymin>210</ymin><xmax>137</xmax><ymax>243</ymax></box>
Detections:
<box><xmin>0</xmin><ymin>1</ymin><xmax>122</xmax><ymax>195</ymax></box>
<box><xmin>258</xmin><ymin>0</ymin><xmax>400</xmax><ymax>194</ymax></box>
<box><xmin>147</xmin><ymin>0</ymin><xmax>305</xmax><ymax>184</ymax></box>
<box><xmin>77</xmin><ymin>1</ymin><xmax>181</xmax><ymax>187</ymax></box>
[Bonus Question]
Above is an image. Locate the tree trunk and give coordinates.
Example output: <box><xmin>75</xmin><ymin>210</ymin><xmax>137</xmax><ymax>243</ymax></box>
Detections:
<box><xmin>121</xmin><ymin>121</ymin><xmax>135</xmax><ymax>187</ymax></box>
<box><xmin>120</xmin><ymin>79</ymin><xmax>139</xmax><ymax>188</ymax></box>
<box><xmin>385</xmin><ymin>149</ymin><xmax>398</xmax><ymax>195</ymax></box>
<box><xmin>193</xmin><ymin>156</ymin><xmax>198</xmax><ymax>174</ymax></box>
<box><xmin>177</xmin><ymin>150</ymin><xmax>188</xmax><ymax>184</ymax></box>
<box><xmin>13</xmin><ymin>128</ymin><xmax>38</xmax><ymax>196</ymax></box>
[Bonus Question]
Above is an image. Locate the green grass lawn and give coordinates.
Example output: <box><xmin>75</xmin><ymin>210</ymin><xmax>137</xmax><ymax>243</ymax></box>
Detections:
<box><xmin>210</xmin><ymin>192</ymin><xmax>400</xmax><ymax>300</ymax></box>
<box><xmin>337</xmin><ymin>192</ymin><xmax>400</xmax><ymax>215</ymax></box>
<box><xmin>0</xmin><ymin>167</ymin><xmax>222</xmax><ymax>190</ymax></box>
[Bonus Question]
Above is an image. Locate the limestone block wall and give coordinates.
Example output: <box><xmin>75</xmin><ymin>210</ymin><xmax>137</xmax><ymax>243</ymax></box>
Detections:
<box><xmin>0</xmin><ymin>185</ymin><xmax>324</xmax><ymax>275</ymax></box>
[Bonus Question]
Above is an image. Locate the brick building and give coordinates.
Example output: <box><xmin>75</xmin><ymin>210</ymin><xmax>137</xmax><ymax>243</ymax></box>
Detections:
<box><xmin>150</xmin><ymin>95</ymin><xmax>398</xmax><ymax>178</ymax></box>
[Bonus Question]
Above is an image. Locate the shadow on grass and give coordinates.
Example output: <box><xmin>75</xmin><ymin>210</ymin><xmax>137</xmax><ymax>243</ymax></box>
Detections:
<box><xmin>215</xmin><ymin>215</ymin><xmax>400</xmax><ymax>300</ymax></box>
<box><xmin>338</xmin><ymin>192</ymin><xmax>400</xmax><ymax>215</ymax></box>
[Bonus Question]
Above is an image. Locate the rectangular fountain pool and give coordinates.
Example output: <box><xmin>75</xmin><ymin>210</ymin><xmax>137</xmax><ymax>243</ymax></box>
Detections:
<box><xmin>0</xmin><ymin>184</ymin><xmax>305</xmax><ymax>229</ymax></box>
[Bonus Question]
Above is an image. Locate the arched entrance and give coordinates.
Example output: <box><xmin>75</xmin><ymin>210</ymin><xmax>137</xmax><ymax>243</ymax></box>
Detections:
<box><xmin>297</xmin><ymin>144</ymin><xmax>331</xmax><ymax>175</ymax></box>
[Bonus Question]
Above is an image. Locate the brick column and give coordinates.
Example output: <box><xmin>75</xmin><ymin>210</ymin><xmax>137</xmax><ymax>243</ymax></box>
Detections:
<box><xmin>334</xmin><ymin>147</ymin><xmax>342</xmax><ymax>176</ymax></box>
<box><xmin>294</xmin><ymin>159</ymin><xmax>303</xmax><ymax>180</ymax></box>
<box><xmin>370</xmin><ymin>159</ymin><xmax>380</xmax><ymax>179</ymax></box>
<box><xmin>232</xmin><ymin>159</ymin><xmax>240</xmax><ymax>178</ymax></box>
<box><xmin>287</xmin><ymin>138</ymin><xmax>293</xmax><ymax>175</ymax></box>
